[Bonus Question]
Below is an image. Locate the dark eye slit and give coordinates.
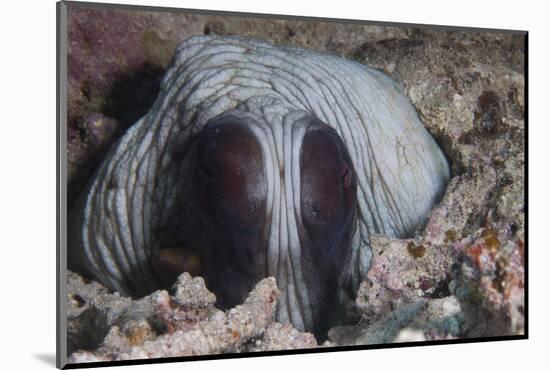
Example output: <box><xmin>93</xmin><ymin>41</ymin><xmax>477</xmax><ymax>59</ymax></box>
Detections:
<box><xmin>199</xmin><ymin>164</ymin><xmax>211</xmax><ymax>177</ymax></box>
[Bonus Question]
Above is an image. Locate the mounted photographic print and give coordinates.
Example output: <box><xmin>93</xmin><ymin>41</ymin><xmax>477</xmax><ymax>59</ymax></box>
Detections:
<box><xmin>56</xmin><ymin>1</ymin><xmax>527</xmax><ymax>368</ymax></box>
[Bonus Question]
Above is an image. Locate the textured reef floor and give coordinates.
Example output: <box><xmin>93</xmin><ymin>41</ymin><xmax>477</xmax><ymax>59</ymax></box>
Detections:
<box><xmin>66</xmin><ymin>6</ymin><xmax>525</xmax><ymax>363</ymax></box>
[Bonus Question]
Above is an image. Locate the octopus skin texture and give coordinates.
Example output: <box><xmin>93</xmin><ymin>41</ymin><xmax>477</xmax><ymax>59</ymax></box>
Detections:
<box><xmin>68</xmin><ymin>35</ymin><xmax>450</xmax><ymax>338</ymax></box>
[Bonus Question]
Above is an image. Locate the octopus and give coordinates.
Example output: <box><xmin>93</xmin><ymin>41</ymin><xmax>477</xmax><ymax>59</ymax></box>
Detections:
<box><xmin>68</xmin><ymin>35</ymin><xmax>450</xmax><ymax>338</ymax></box>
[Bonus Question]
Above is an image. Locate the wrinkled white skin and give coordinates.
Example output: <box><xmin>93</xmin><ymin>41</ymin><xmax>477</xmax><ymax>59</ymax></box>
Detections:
<box><xmin>69</xmin><ymin>35</ymin><xmax>450</xmax><ymax>333</ymax></box>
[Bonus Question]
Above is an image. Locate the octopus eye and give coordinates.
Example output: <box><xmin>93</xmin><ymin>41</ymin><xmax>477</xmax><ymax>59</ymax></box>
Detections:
<box><xmin>300</xmin><ymin>120</ymin><xmax>357</xmax><ymax>234</ymax></box>
<box><xmin>195</xmin><ymin>117</ymin><xmax>267</xmax><ymax>228</ymax></box>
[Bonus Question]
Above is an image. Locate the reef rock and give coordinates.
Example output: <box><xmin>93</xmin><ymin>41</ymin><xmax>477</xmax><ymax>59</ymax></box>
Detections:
<box><xmin>68</xmin><ymin>271</ymin><xmax>320</xmax><ymax>363</ymax></box>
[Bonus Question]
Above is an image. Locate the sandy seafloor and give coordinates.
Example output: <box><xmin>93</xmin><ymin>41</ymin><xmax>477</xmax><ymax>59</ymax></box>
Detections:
<box><xmin>64</xmin><ymin>4</ymin><xmax>525</xmax><ymax>364</ymax></box>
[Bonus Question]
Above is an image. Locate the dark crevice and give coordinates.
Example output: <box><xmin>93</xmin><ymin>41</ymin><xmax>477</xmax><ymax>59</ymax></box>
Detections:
<box><xmin>67</xmin><ymin>62</ymin><xmax>165</xmax><ymax>211</ymax></box>
<box><xmin>102</xmin><ymin>62</ymin><xmax>165</xmax><ymax>130</ymax></box>
<box><xmin>429</xmin><ymin>278</ymin><xmax>452</xmax><ymax>299</ymax></box>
